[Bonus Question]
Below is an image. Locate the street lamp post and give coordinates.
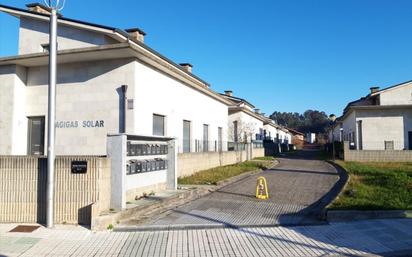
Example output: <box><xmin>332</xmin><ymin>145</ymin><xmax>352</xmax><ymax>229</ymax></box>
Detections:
<box><xmin>329</xmin><ymin>114</ymin><xmax>337</xmax><ymax>161</ymax></box>
<box><xmin>44</xmin><ymin>0</ymin><xmax>65</xmax><ymax>228</ymax></box>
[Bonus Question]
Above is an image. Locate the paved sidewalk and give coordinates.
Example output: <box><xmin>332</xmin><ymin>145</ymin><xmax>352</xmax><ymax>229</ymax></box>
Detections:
<box><xmin>1</xmin><ymin>219</ymin><xmax>412</xmax><ymax>256</ymax></box>
<box><xmin>142</xmin><ymin>150</ymin><xmax>342</xmax><ymax>228</ymax></box>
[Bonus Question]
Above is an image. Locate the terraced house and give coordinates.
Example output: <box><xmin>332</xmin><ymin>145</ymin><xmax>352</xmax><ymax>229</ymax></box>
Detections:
<box><xmin>0</xmin><ymin>3</ymin><xmax>232</xmax><ymax>156</ymax></box>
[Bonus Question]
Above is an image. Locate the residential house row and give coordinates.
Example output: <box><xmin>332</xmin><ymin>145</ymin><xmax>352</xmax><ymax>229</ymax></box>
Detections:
<box><xmin>0</xmin><ymin>3</ymin><xmax>296</xmax><ymax>156</ymax></box>
<box><xmin>328</xmin><ymin>82</ymin><xmax>412</xmax><ymax>150</ymax></box>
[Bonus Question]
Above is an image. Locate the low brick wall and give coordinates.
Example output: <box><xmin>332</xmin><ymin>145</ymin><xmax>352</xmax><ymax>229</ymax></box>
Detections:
<box><xmin>0</xmin><ymin>156</ymin><xmax>111</xmax><ymax>225</ymax></box>
<box><xmin>343</xmin><ymin>141</ymin><xmax>412</xmax><ymax>162</ymax></box>
<box><xmin>178</xmin><ymin>147</ymin><xmax>264</xmax><ymax>178</ymax></box>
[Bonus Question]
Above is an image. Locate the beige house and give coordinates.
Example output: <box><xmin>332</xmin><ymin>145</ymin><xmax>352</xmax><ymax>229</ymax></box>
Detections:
<box><xmin>331</xmin><ymin>81</ymin><xmax>412</xmax><ymax>150</ymax></box>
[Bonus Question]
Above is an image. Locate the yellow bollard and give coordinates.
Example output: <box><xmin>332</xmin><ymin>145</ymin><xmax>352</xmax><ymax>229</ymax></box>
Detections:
<box><xmin>256</xmin><ymin>176</ymin><xmax>269</xmax><ymax>200</ymax></box>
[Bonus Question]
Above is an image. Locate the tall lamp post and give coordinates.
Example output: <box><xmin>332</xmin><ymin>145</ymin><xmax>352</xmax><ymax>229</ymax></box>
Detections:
<box><xmin>44</xmin><ymin>0</ymin><xmax>65</xmax><ymax>228</ymax></box>
<box><xmin>329</xmin><ymin>114</ymin><xmax>337</xmax><ymax>161</ymax></box>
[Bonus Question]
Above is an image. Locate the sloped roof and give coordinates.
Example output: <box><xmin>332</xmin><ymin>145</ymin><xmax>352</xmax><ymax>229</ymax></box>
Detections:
<box><xmin>0</xmin><ymin>3</ymin><xmax>211</xmax><ymax>87</ymax></box>
<box><xmin>219</xmin><ymin>93</ymin><xmax>255</xmax><ymax>108</ymax></box>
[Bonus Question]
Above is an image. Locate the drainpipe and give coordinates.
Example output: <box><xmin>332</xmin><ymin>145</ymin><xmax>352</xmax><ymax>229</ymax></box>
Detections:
<box><xmin>121</xmin><ymin>85</ymin><xmax>128</xmax><ymax>133</ymax></box>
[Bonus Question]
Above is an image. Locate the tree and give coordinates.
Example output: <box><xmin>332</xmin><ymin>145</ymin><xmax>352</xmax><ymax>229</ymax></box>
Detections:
<box><xmin>270</xmin><ymin>109</ymin><xmax>330</xmax><ymax>134</ymax></box>
<box><xmin>228</xmin><ymin>120</ymin><xmax>256</xmax><ymax>143</ymax></box>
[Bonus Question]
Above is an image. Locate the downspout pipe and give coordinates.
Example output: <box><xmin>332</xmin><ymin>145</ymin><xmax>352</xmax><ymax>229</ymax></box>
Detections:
<box><xmin>121</xmin><ymin>85</ymin><xmax>128</xmax><ymax>133</ymax></box>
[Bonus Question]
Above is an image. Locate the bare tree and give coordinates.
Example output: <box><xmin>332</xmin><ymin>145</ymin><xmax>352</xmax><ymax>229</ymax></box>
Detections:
<box><xmin>228</xmin><ymin>120</ymin><xmax>256</xmax><ymax>143</ymax></box>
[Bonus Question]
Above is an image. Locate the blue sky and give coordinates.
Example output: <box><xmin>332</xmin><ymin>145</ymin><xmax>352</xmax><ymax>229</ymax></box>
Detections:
<box><xmin>1</xmin><ymin>0</ymin><xmax>412</xmax><ymax>117</ymax></box>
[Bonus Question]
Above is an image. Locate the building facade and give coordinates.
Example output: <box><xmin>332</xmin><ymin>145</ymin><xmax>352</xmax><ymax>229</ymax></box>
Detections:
<box><xmin>220</xmin><ymin>91</ymin><xmax>266</xmax><ymax>143</ymax></box>
<box><xmin>330</xmin><ymin>82</ymin><xmax>412</xmax><ymax>150</ymax></box>
<box><xmin>0</xmin><ymin>3</ymin><xmax>230</xmax><ymax>156</ymax></box>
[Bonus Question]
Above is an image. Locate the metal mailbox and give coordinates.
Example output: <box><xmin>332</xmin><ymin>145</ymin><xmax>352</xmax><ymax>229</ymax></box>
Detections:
<box><xmin>141</xmin><ymin>161</ymin><xmax>147</xmax><ymax>172</ymax></box>
<box><xmin>136</xmin><ymin>144</ymin><xmax>142</xmax><ymax>156</ymax></box>
<box><xmin>130</xmin><ymin>161</ymin><xmax>136</xmax><ymax>174</ymax></box>
<box><xmin>127</xmin><ymin>142</ymin><xmax>132</xmax><ymax>156</ymax></box>
<box><xmin>155</xmin><ymin>159</ymin><xmax>160</xmax><ymax>170</ymax></box>
<box><xmin>142</xmin><ymin>144</ymin><xmax>148</xmax><ymax>155</ymax></box>
<box><xmin>148</xmin><ymin>144</ymin><xmax>154</xmax><ymax>155</ymax></box>
<box><xmin>159</xmin><ymin>159</ymin><xmax>165</xmax><ymax>170</ymax></box>
<box><xmin>151</xmin><ymin>159</ymin><xmax>156</xmax><ymax>171</ymax></box>
<box><xmin>136</xmin><ymin>161</ymin><xmax>142</xmax><ymax>173</ymax></box>
<box><xmin>146</xmin><ymin>160</ymin><xmax>152</xmax><ymax>171</ymax></box>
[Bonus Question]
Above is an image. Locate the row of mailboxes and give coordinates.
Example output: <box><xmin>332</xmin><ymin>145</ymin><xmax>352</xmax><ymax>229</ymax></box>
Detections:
<box><xmin>127</xmin><ymin>142</ymin><xmax>168</xmax><ymax>156</ymax></box>
<box><xmin>126</xmin><ymin>159</ymin><xmax>168</xmax><ymax>175</ymax></box>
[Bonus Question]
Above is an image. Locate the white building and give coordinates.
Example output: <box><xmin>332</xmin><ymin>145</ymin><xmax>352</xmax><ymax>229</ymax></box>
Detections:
<box><xmin>305</xmin><ymin>133</ymin><xmax>316</xmax><ymax>144</ymax></box>
<box><xmin>263</xmin><ymin>121</ymin><xmax>292</xmax><ymax>144</ymax></box>
<box><xmin>220</xmin><ymin>91</ymin><xmax>266</xmax><ymax>143</ymax></box>
<box><xmin>0</xmin><ymin>3</ymin><xmax>231</xmax><ymax>156</ymax></box>
<box><xmin>331</xmin><ymin>82</ymin><xmax>412</xmax><ymax>150</ymax></box>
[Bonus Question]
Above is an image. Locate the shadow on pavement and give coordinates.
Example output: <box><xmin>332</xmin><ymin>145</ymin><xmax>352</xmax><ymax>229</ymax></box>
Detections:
<box><xmin>139</xmin><ymin>150</ymin><xmax>411</xmax><ymax>256</ymax></box>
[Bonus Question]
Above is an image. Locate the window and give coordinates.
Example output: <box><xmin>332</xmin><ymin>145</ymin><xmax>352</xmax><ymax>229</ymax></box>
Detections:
<box><xmin>203</xmin><ymin>124</ymin><xmax>209</xmax><ymax>152</ymax></box>
<box><xmin>153</xmin><ymin>114</ymin><xmax>165</xmax><ymax>136</ymax></box>
<box><xmin>183</xmin><ymin>120</ymin><xmax>191</xmax><ymax>153</ymax></box>
<box><xmin>27</xmin><ymin>116</ymin><xmax>45</xmax><ymax>155</ymax></box>
<box><xmin>384</xmin><ymin>141</ymin><xmax>394</xmax><ymax>150</ymax></box>
<box><xmin>233</xmin><ymin>121</ymin><xmax>238</xmax><ymax>142</ymax></box>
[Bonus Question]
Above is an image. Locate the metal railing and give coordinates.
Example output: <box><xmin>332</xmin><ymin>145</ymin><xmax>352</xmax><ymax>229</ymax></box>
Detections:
<box><xmin>179</xmin><ymin>139</ymin><xmax>225</xmax><ymax>153</ymax></box>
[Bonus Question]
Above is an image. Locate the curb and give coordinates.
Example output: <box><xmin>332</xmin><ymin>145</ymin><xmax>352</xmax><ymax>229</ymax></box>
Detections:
<box><xmin>323</xmin><ymin>160</ymin><xmax>412</xmax><ymax>223</ymax></box>
<box><xmin>312</xmin><ymin>160</ymin><xmax>349</xmax><ymax>220</ymax></box>
<box><xmin>114</xmin><ymin>219</ymin><xmax>327</xmax><ymax>232</ymax></box>
<box><xmin>326</xmin><ymin>210</ymin><xmax>412</xmax><ymax>222</ymax></box>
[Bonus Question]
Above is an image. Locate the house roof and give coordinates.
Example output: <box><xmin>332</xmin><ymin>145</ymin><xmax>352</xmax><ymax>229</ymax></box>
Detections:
<box><xmin>0</xmin><ymin>42</ymin><xmax>232</xmax><ymax>106</ymax></box>
<box><xmin>228</xmin><ymin>106</ymin><xmax>268</xmax><ymax>123</ymax></box>
<box><xmin>284</xmin><ymin>127</ymin><xmax>304</xmax><ymax>136</ymax></box>
<box><xmin>342</xmin><ymin>79</ymin><xmax>412</xmax><ymax>118</ymax></box>
<box><xmin>0</xmin><ymin>3</ymin><xmax>211</xmax><ymax>87</ymax></box>
<box><xmin>219</xmin><ymin>93</ymin><xmax>256</xmax><ymax>109</ymax></box>
<box><xmin>370</xmin><ymin>80</ymin><xmax>412</xmax><ymax>96</ymax></box>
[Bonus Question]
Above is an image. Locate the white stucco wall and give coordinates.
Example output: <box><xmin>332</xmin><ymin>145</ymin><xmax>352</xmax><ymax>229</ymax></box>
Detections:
<box><xmin>341</xmin><ymin>111</ymin><xmax>357</xmax><ymax>145</ymax></box>
<box><xmin>19</xmin><ymin>17</ymin><xmax>118</xmax><ymax>54</ymax></box>
<box><xmin>340</xmin><ymin>108</ymin><xmax>412</xmax><ymax>150</ymax></box>
<box><xmin>0</xmin><ymin>65</ymin><xmax>28</xmax><ymax>154</ymax></box>
<box><xmin>263</xmin><ymin>124</ymin><xmax>277</xmax><ymax>140</ymax></box>
<box><xmin>328</xmin><ymin>124</ymin><xmax>342</xmax><ymax>142</ymax></box>
<box><xmin>285</xmin><ymin>131</ymin><xmax>292</xmax><ymax>144</ymax></box>
<box><xmin>278</xmin><ymin>129</ymin><xmax>289</xmax><ymax>143</ymax></box>
<box><xmin>356</xmin><ymin>109</ymin><xmax>412</xmax><ymax>150</ymax></box>
<box><xmin>228</xmin><ymin>111</ymin><xmax>263</xmax><ymax>142</ymax></box>
<box><xmin>379</xmin><ymin>83</ymin><xmax>412</xmax><ymax>106</ymax></box>
<box><xmin>0</xmin><ymin>59</ymin><xmax>135</xmax><ymax>155</ymax></box>
<box><xmin>133</xmin><ymin>61</ymin><xmax>228</xmax><ymax>153</ymax></box>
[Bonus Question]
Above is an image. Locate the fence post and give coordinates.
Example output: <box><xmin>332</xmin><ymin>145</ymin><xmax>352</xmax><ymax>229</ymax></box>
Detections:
<box><xmin>343</xmin><ymin>141</ymin><xmax>350</xmax><ymax>161</ymax></box>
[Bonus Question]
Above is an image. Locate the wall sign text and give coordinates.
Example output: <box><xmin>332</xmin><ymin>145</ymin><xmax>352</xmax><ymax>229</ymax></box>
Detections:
<box><xmin>55</xmin><ymin>120</ymin><xmax>105</xmax><ymax>128</ymax></box>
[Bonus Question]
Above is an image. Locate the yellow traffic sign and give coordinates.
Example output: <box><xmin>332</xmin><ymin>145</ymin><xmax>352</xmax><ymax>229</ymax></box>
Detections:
<box><xmin>256</xmin><ymin>176</ymin><xmax>269</xmax><ymax>200</ymax></box>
